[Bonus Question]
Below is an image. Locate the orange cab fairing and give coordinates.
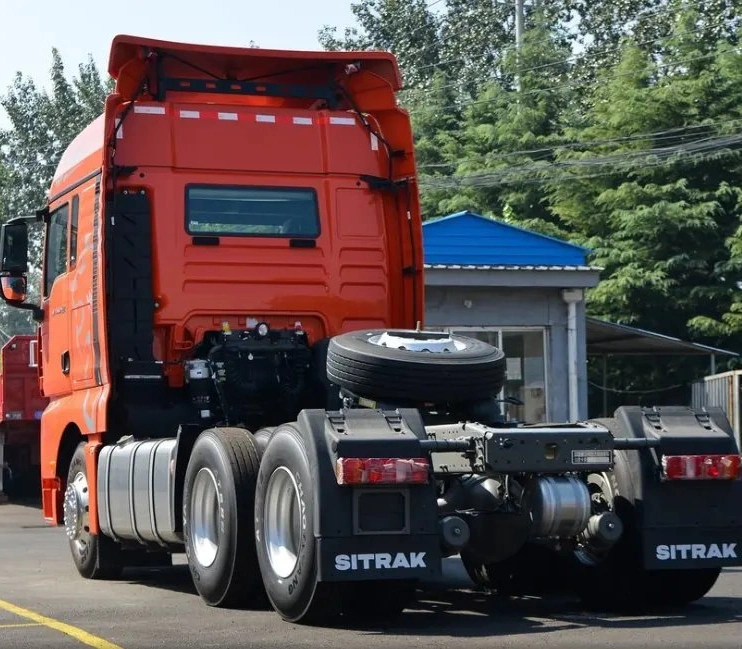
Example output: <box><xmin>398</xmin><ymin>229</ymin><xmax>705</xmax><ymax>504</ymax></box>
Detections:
<box><xmin>38</xmin><ymin>35</ymin><xmax>424</xmax><ymax>527</ymax></box>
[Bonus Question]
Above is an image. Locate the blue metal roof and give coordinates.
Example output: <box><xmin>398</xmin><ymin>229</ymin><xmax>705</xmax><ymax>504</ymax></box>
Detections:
<box><xmin>422</xmin><ymin>211</ymin><xmax>590</xmax><ymax>267</ymax></box>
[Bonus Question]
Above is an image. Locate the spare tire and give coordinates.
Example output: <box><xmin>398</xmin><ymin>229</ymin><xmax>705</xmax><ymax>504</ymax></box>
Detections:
<box><xmin>326</xmin><ymin>329</ymin><xmax>506</xmax><ymax>403</ymax></box>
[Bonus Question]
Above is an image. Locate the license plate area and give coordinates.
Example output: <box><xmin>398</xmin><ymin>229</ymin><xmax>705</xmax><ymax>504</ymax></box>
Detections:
<box><xmin>353</xmin><ymin>487</ymin><xmax>410</xmax><ymax>535</ymax></box>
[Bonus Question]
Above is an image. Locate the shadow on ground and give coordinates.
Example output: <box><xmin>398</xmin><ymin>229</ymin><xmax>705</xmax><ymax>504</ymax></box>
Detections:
<box><xmin>369</xmin><ymin>587</ymin><xmax>742</xmax><ymax>637</ymax></box>
<box><xmin>122</xmin><ymin>564</ymin><xmax>199</xmax><ymax>597</ymax></box>
<box><xmin>124</xmin><ymin>563</ymin><xmax>742</xmax><ymax>637</ymax></box>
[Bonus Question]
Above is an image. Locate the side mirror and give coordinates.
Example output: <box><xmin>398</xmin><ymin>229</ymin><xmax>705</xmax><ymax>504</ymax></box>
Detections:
<box><xmin>0</xmin><ymin>220</ymin><xmax>29</xmax><ymax>273</ymax></box>
<box><xmin>1</xmin><ymin>275</ymin><xmax>27</xmax><ymax>303</ymax></box>
<box><xmin>0</xmin><ymin>214</ymin><xmax>43</xmax><ymax>321</ymax></box>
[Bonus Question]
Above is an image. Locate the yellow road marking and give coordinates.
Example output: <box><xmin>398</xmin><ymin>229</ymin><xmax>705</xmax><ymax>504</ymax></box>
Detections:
<box><xmin>0</xmin><ymin>599</ymin><xmax>124</xmax><ymax>649</ymax></box>
<box><xmin>0</xmin><ymin>623</ymin><xmax>42</xmax><ymax>628</ymax></box>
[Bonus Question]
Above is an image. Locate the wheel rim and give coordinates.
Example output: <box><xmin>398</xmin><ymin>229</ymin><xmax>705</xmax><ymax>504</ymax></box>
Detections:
<box><xmin>574</xmin><ymin>472</ymin><xmax>617</xmax><ymax>566</ymax></box>
<box><xmin>190</xmin><ymin>467</ymin><xmax>220</xmax><ymax>568</ymax></box>
<box><xmin>366</xmin><ymin>330</ymin><xmax>467</xmax><ymax>353</ymax></box>
<box><xmin>264</xmin><ymin>466</ymin><xmax>302</xmax><ymax>579</ymax></box>
<box><xmin>63</xmin><ymin>471</ymin><xmax>90</xmax><ymax>553</ymax></box>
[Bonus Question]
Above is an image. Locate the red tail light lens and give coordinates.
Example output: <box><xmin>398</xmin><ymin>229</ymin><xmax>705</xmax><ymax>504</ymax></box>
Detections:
<box><xmin>335</xmin><ymin>457</ymin><xmax>430</xmax><ymax>485</ymax></box>
<box><xmin>662</xmin><ymin>454</ymin><xmax>741</xmax><ymax>480</ymax></box>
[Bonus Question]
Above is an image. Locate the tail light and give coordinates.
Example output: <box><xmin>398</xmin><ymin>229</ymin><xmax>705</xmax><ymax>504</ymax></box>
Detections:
<box><xmin>662</xmin><ymin>454</ymin><xmax>741</xmax><ymax>480</ymax></box>
<box><xmin>335</xmin><ymin>457</ymin><xmax>430</xmax><ymax>485</ymax></box>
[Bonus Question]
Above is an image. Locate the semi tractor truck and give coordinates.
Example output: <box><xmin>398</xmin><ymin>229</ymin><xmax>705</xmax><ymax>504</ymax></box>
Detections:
<box><xmin>0</xmin><ymin>34</ymin><xmax>741</xmax><ymax>624</ymax></box>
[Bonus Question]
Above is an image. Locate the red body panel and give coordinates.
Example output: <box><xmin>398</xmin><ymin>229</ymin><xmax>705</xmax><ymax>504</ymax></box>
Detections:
<box><xmin>0</xmin><ymin>335</ymin><xmax>49</xmax><ymax>496</ymax></box>
<box><xmin>0</xmin><ymin>335</ymin><xmax>47</xmax><ymax>426</ymax></box>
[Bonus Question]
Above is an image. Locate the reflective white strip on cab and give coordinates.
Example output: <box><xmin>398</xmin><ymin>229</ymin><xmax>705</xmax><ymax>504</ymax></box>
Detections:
<box><xmin>134</xmin><ymin>105</ymin><xmax>166</xmax><ymax>115</ymax></box>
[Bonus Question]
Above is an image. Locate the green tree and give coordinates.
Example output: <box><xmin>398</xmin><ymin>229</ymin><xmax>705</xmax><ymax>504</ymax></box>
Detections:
<box><xmin>547</xmin><ymin>29</ymin><xmax>742</xmax><ymax>403</ymax></box>
<box><xmin>0</xmin><ymin>49</ymin><xmax>110</xmax><ymax>335</ymax></box>
<box><xmin>407</xmin><ymin>70</ymin><xmax>466</xmax><ymax>217</ymax></box>
<box><xmin>435</xmin><ymin>0</ymin><xmax>517</xmax><ymax>95</ymax></box>
<box><xmin>419</xmin><ymin>8</ymin><xmax>576</xmax><ymax>235</ymax></box>
<box><xmin>318</xmin><ymin>0</ymin><xmax>442</xmax><ymax>88</ymax></box>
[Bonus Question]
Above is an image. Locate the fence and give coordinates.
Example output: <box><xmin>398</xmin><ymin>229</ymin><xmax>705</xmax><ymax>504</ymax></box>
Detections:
<box><xmin>691</xmin><ymin>370</ymin><xmax>742</xmax><ymax>451</ymax></box>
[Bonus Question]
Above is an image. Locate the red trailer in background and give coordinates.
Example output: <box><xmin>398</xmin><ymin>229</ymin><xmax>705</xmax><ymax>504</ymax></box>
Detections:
<box><xmin>0</xmin><ymin>334</ymin><xmax>48</xmax><ymax>500</ymax></box>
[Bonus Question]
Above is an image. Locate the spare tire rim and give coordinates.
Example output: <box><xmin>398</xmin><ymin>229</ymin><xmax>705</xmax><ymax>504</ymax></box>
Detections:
<box><xmin>264</xmin><ymin>466</ymin><xmax>302</xmax><ymax>579</ymax></box>
<box><xmin>367</xmin><ymin>330</ymin><xmax>467</xmax><ymax>353</ymax></box>
<box><xmin>191</xmin><ymin>467</ymin><xmax>220</xmax><ymax>568</ymax></box>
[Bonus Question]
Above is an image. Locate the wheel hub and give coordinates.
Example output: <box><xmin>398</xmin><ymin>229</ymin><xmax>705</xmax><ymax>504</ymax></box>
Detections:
<box><xmin>574</xmin><ymin>472</ymin><xmax>618</xmax><ymax>566</ymax></box>
<box><xmin>264</xmin><ymin>466</ymin><xmax>302</xmax><ymax>579</ymax></box>
<box><xmin>63</xmin><ymin>472</ymin><xmax>89</xmax><ymax>542</ymax></box>
<box><xmin>367</xmin><ymin>330</ymin><xmax>466</xmax><ymax>353</ymax></box>
<box><xmin>190</xmin><ymin>467</ymin><xmax>220</xmax><ymax>568</ymax></box>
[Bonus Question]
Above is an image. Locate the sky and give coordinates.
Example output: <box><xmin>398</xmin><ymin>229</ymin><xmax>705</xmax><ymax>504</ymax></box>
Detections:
<box><xmin>0</xmin><ymin>0</ymin><xmax>357</xmax><ymax>122</ymax></box>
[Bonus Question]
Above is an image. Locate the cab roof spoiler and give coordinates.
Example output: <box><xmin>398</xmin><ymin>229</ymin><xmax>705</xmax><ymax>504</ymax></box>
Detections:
<box><xmin>107</xmin><ymin>34</ymin><xmax>404</xmax><ymax>103</ymax></box>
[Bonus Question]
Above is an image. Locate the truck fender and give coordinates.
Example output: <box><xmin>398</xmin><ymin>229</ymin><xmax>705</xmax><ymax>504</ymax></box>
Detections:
<box><xmin>291</xmin><ymin>408</ymin><xmax>441</xmax><ymax>582</ymax></box>
<box><xmin>170</xmin><ymin>425</ymin><xmax>200</xmax><ymax>537</ymax></box>
<box><xmin>612</xmin><ymin>405</ymin><xmax>742</xmax><ymax>569</ymax></box>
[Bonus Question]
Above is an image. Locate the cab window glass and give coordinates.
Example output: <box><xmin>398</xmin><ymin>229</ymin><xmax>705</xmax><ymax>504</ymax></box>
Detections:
<box><xmin>44</xmin><ymin>204</ymin><xmax>69</xmax><ymax>296</ymax></box>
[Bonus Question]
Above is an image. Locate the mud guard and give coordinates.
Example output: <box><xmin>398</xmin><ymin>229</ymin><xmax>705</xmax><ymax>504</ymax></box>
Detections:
<box><xmin>613</xmin><ymin>405</ymin><xmax>742</xmax><ymax>570</ymax></box>
<box><xmin>294</xmin><ymin>407</ymin><xmax>442</xmax><ymax>582</ymax></box>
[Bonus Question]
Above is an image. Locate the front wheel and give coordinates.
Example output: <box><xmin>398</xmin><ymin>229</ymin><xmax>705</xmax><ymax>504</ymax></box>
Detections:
<box><xmin>182</xmin><ymin>427</ymin><xmax>264</xmax><ymax>608</ymax></box>
<box><xmin>64</xmin><ymin>442</ymin><xmax>123</xmax><ymax>579</ymax></box>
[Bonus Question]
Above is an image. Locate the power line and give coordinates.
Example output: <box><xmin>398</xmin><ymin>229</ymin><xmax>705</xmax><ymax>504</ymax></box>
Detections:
<box><xmin>422</xmin><ymin>138</ymin><xmax>742</xmax><ymax>188</ymax></box>
<box><xmin>404</xmin><ymin>0</ymin><xmax>682</xmax><ymax>79</ymax></box>
<box><xmin>417</xmin><ymin>119</ymin><xmax>742</xmax><ymax>169</ymax></box>
<box><xmin>419</xmin><ymin>133</ymin><xmax>742</xmax><ymax>189</ymax></box>
<box><xmin>401</xmin><ymin>33</ymin><xmax>723</xmax><ymax>102</ymax></box>
<box><xmin>407</xmin><ymin>33</ymin><xmax>670</xmax><ymax>95</ymax></box>
<box><xmin>414</xmin><ymin>49</ymin><xmax>734</xmax><ymax>113</ymax></box>
<box><xmin>588</xmin><ymin>380</ymin><xmax>685</xmax><ymax>394</ymax></box>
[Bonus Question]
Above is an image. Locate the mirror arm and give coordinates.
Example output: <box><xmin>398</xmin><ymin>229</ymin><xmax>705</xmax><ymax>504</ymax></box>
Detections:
<box><xmin>13</xmin><ymin>301</ymin><xmax>43</xmax><ymax>322</ymax></box>
<box><xmin>0</xmin><ymin>288</ymin><xmax>43</xmax><ymax>322</ymax></box>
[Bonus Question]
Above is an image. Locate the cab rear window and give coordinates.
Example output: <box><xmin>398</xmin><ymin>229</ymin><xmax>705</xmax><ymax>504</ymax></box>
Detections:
<box><xmin>186</xmin><ymin>185</ymin><xmax>320</xmax><ymax>237</ymax></box>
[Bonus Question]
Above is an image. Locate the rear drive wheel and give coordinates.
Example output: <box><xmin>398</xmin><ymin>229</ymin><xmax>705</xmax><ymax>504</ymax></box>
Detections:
<box><xmin>577</xmin><ymin>418</ymin><xmax>721</xmax><ymax>611</ymax></box>
<box><xmin>183</xmin><ymin>427</ymin><xmax>264</xmax><ymax>607</ymax></box>
<box><xmin>461</xmin><ymin>544</ymin><xmax>567</xmax><ymax>596</ymax></box>
<box><xmin>255</xmin><ymin>425</ymin><xmax>342</xmax><ymax>623</ymax></box>
<box><xmin>253</xmin><ymin>427</ymin><xmax>275</xmax><ymax>456</ymax></box>
<box><xmin>64</xmin><ymin>442</ymin><xmax>123</xmax><ymax>579</ymax></box>
<box><xmin>327</xmin><ymin>329</ymin><xmax>506</xmax><ymax>403</ymax></box>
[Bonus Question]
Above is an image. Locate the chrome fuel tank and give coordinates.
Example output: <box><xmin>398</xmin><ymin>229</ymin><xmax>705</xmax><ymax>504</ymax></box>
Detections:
<box><xmin>97</xmin><ymin>438</ymin><xmax>181</xmax><ymax>545</ymax></box>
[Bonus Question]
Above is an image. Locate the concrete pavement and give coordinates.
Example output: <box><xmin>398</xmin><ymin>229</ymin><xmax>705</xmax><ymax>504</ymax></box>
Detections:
<box><xmin>0</xmin><ymin>502</ymin><xmax>740</xmax><ymax>649</ymax></box>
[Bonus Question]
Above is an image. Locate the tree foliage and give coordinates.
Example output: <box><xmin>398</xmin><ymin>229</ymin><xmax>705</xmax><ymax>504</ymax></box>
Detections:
<box><xmin>318</xmin><ymin>0</ymin><xmax>442</xmax><ymax>88</ymax></box>
<box><xmin>320</xmin><ymin>0</ymin><xmax>742</xmax><ymax>407</ymax></box>
<box><xmin>0</xmin><ymin>5</ymin><xmax>740</xmax><ymax>404</ymax></box>
<box><xmin>0</xmin><ymin>49</ymin><xmax>109</xmax><ymax>335</ymax></box>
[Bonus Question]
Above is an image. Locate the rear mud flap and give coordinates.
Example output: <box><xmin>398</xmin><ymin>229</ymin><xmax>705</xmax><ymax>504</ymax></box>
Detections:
<box><xmin>612</xmin><ymin>406</ymin><xmax>742</xmax><ymax>571</ymax></box>
<box><xmin>316</xmin><ymin>534</ymin><xmax>442</xmax><ymax>582</ymax></box>
<box><xmin>644</xmin><ymin>526</ymin><xmax>742</xmax><ymax>569</ymax></box>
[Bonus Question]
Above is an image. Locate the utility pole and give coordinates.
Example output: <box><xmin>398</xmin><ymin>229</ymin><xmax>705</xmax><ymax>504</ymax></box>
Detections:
<box><xmin>514</xmin><ymin>0</ymin><xmax>525</xmax><ymax>91</ymax></box>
